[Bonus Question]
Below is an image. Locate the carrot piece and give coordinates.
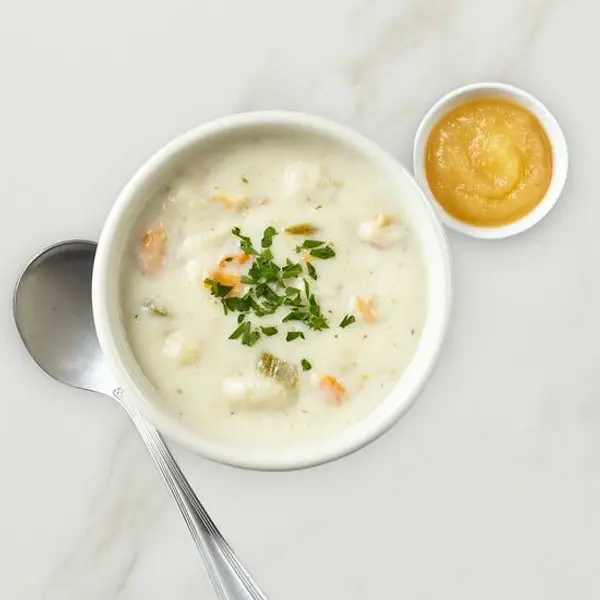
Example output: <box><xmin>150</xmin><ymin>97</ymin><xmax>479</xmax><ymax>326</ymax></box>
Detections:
<box><xmin>353</xmin><ymin>296</ymin><xmax>377</xmax><ymax>323</ymax></box>
<box><xmin>300</xmin><ymin>253</ymin><xmax>313</xmax><ymax>263</ymax></box>
<box><xmin>138</xmin><ymin>223</ymin><xmax>167</xmax><ymax>275</ymax></box>
<box><xmin>319</xmin><ymin>375</ymin><xmax>348</xmax><ymax>405</ymax></box>
<box><xmin>218</xmin><ymin>253</ymin><xmax>251</xmax><ymax>268</ymax></box>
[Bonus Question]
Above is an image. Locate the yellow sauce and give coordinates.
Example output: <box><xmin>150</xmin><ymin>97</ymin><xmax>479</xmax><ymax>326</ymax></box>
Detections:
<box><xmin>425</xmin><ymin>97</ymin><xmax>553</xmax><ymax>227</ymax></box>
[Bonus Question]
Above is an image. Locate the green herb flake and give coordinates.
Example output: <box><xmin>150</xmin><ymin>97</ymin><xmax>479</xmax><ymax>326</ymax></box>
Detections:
<box><xmin>303</xmin><ymin>278</ymin><xmax>311</xmax><ymax>299</ymax></box>
<box><xmin>295</xmin><ymin>239</ymin><xmax>325</xmax><ymax>252</ymax></box>
<box><xmin>261</xmin><ymin>226</ymin><xmax>278</xmax><ymax>248</ymax></box>
<box><xmin>286</xmin><ymin>331</ymin><xmax>306</xmax><ymax>342</ymax></box>
<box><xmin>260</xmin><ymin>326</ymin><xmax>278</xmax><ymax>336</ymax></box>
<box><xmin>247</xmin><ymin>251</ymin><xmax>281</xmax><ymax>284</ymax></box>
<box><xmin>229</xmin><ymin>321</ymin><xmax>248</xmax><ymax>340</ymax></box>
<box><xmin>203</xmin><ymin>278</ymin><xmax>234</xmax><ymax>299</ymax></box>
<box><xmin>339</xmin><ymin>314</ymin><xmax>356</xmax><ymax>328</ymax></box>
<box><xmin>243</xmin><ymin>328</ymin><xmax>261</xmax><ymax>347</ymax></box>
<box><xmin>282</xmin><ymin>310</ymin><xmax>307</xmax><ymax>323</ymax></box>
<box><xmin>282</xmin><ymin>259</ymin><xmax>302</xmax><ymax>280</ymax></box>
<box><xmin>301</xmin><ymin>358</ymin><xmax>312</xmax><ymax>371</ymax></box>
<box><xmin>283</xmin><ymin>286</ymin><xmax>303</xmax><ymax>307</ymax></box>
<box><xmin>241</xmin><ymin>175</ymin><xmax>249</xmax><ymax>184</ymax></box>
<box><xmin>231</xmin><ymin>226</ymin><xmax>258</xmax><ymax>255</ymax></box>
<box><xmin>230</xmin><ymin>321</ymin><xmax>261</xmax><ymax>346</ymax></box>
<box><xmin>306</xmin><ymin>262</ymin><xmax>317</xmax><ymax>280</ymax></box>
<box><xmin>310</xmin><ymin>245</ymin><xmax>335</xmax><ymax>260</ymax></box>
<box><xmin>307</xmin><ymin>308</ymin><xmax>329</xmax><ymax>331</ymax></box>
<box><xmin>224</xmin><ymin>296</ymin><xmax>252</xmax><ymax>313</ymax></box>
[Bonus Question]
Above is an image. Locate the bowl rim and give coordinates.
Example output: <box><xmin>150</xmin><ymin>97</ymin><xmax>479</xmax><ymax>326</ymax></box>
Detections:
<box><xmin>413</xmin><ymin>82</ymin><xmax>569</xmax><ymax>239</ymax></box>
<box><xmin>92</xmin><ymin>110</ymin><xmax>452</xmax><ymax>471</ymax></box>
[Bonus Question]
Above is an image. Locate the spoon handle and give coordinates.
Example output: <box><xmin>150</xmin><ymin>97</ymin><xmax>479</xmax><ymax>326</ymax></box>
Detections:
<box><xmin>118</xmin><ymin>392</ymin><xmax>268</xmax><ymax>600</ymax></box>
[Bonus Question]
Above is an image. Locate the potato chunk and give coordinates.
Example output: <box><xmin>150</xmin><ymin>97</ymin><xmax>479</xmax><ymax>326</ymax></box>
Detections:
<box><xmin>358</xmin><ymin>214</ymin><xmax>403</xmax><ymax>249</ymax></box>
<box><xmin>221</xmin><ymin>376</ymin><xmax>295</xmax><ymax>411</ymax></box>
<box><xmin>163</xmin><ymin>330</ymin><xmax>200</xmax><ymax>366</ymax></box>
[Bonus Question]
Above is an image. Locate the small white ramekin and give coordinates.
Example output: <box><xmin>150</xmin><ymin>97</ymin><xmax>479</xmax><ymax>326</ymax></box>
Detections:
<box><xmin>413</xmin><ymin>82</ymin><xmax>569</xmax><ymax>239</ymax></box>
<box><xmin>92</xmin><ymin>111</ymin><xmax>452</xmax><ymax>470</ymax></box>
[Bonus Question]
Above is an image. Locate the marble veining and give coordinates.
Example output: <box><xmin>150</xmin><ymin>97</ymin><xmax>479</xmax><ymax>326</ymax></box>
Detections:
<box><xmin>39</xmin><ymin>425</ymin><xmax>168</xmax><ymax>599</ymax></box>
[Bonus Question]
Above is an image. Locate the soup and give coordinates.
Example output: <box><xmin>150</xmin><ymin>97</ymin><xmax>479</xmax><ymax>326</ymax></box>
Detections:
<box><xmin>121</xmin><ymin>132</ymin><xmax>426</xmax><ymax>449</ymax></box>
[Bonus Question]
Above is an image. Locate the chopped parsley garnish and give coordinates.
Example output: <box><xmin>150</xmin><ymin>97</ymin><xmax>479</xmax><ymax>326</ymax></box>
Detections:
<box><xmin>282</xmin><ymin>310</ymin><xmax>306</xmax><ymax>322</ymax></box>
<box><xmin>260</xmin><ymin>326</ymin><xmax>278</xmax><ymax>336</ymax></box>
<box><xmin>224</xmin><ymin>295</ymin><xmax>252</xmax><ymax>313</ymax></box>
<box><xmin>229</xmin><ymin>321</ymin><xmax>247</xmax><ymax>340</ymax></box>
<box><xmin>295</xmin><ymin>239</ymin><xmax>335</xmax><ymax>260</ymax></box>
<box><xmin>261</xmin><ymin>226</ymin><xmax>277</xmax><ymax>248</ymax></box>
<box><xmin>310</xmin><ymin>245</ymin><xmax>335</xmax><ymax>259</ymax></box>
<box><xmin>281</xmin><ymin>259</ymin><xmax>302</xmax><ymax>280</ymax></box>
<box><xmin>232</xmin><ymin>227</ymin><xmax>258</xmax><ymax>255</ymax></box>
<box><xmin>339</xmin><ymin>314</ymin><xmax>356</xmax><ymax>328</ymax></box>
<box><xmin>206</xmin><ymin>226</ymin><xmax>340</xmax><ymax>346</ymax></box>
<box><xmin>229</xmin><ymin>321</ymin><xmax>261</xmax><ymax>346</ymax></box>
<box><xmin>307</xmin><ymin>309</ymin><xmax>328</xmax><ymax>331</ymax></box>
<box><xmin>303</xmin><ymin>278</ymin><xmax>311</xmax><ymax>298</ymax></box>
<box><xmin>296</xmin><ymin>239</ymin><xmax>325</xmax><ymax>252</ymax></box>
<box><xmin>247</xmin><ymin>250</ymin><xmax>281</xmax><ymax>284</ymax></box>
<box><xmin>204</xmin><ymin>278</ymin><xmax>234</xmax><ymax>298</ymax></box>
<box><xmin>241</xmin><ymin>175</ymin><xmax>249</xmax><ymax>184</ymax></box>
<box><xmin>243</xmin><ymin>328</ymin><xmax>261</xmax><ymax>347</ymax></box>
<box><xmin>286</xmin><ymin>331</ymin><xmax>305</xmax><ymax>342</ymax></box>
<box><xmin>285</xmin><ymin>286</ymin><xmax>301</xmax><ymax>299</ymax></box>
<box><xmin>301</xmin><ymin>358</ymin><xmax>312</xmax><ymax>371</ymax></box>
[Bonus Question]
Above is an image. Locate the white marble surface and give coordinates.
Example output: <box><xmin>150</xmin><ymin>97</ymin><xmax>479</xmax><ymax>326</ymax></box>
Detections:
<box><xmin>1</xmin><ymin>0</ymin><xmax>598</xmax><ymax>598</ymax></box>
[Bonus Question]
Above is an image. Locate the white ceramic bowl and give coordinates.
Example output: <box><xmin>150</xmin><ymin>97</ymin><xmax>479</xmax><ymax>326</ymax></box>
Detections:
<box><xmin>92</xmin><ymin>111</ymin><xmax>452</xmax><ymax>470</ymax></box>
<box><xmin>413</xmin><ymin>82</ymin><xmax>569</xmax><ymax>239</ymax></box>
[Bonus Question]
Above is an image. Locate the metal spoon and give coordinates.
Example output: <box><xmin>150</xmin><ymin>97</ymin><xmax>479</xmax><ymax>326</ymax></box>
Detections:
<box><xmin>13</xmin><ymin>240</ymin><xmax>268</xmax><ymax>600</ymax></box>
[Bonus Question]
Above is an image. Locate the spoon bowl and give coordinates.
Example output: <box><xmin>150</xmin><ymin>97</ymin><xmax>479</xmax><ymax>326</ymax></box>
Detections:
<box><xmin>14</xmin><ymin>240</ymin><xmax>112</xmax><ymax>393</ymax></box>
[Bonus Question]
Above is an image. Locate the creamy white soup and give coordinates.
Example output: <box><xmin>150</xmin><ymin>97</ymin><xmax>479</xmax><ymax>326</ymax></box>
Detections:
<box><xmin>121</xmin><ymin>132</ymin><xmax>426</xmax><ymax>449</ymax></box>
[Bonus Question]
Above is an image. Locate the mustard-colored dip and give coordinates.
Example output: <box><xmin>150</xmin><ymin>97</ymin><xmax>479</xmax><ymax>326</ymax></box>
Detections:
<box><xmin>425</xmin><ymin>97</ymin><xmax>553</xmax><ymax>227</ymax></box>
